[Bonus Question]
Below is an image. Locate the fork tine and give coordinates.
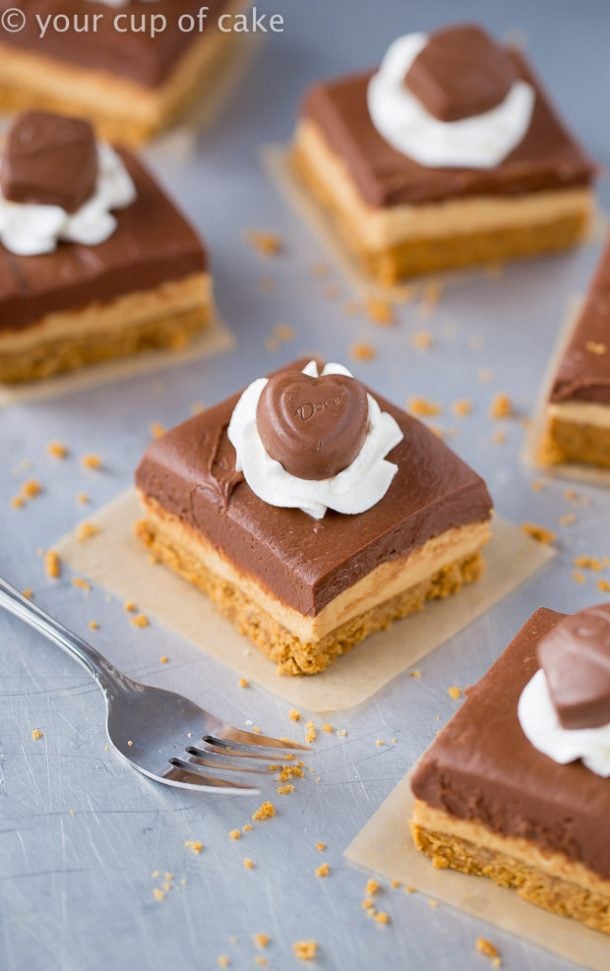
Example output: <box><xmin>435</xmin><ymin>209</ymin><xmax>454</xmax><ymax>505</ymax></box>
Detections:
<box><xmin>165</xmin><ymin>758</ymin><xmax>260</xmax><ymax>794</ymax></box>
<box><xmin>201</xmin><ymin>739</ymin><xmax>288</xmax><ymax>762</ymax></box>
<box><xmin>185</xmin><ymin>747</ymin><xmax>272</xmax><ymax>775</ymax></box>
<box><xmin>205</xmin><ymin>727</ymin><xmax>311</xmax><ymax>752</ymax></box>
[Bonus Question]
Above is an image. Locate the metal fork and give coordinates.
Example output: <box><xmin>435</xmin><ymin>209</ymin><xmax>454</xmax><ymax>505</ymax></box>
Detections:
<box><xmin>0</xmin><ymin>577</ymin><xmax>309</xmax><ymax>795</ymax></box>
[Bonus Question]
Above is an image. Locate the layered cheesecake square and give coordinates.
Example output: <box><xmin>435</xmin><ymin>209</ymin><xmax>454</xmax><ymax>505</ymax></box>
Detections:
<box><xmin>411</xmin><ymin>607</ymin><xmax>610</xmax><ymax>933</ymax></box>
<box><xmin>293</xmin><ymin>25</ymin><xmax>595</xmax><ymax>284</ymax></box>
<box><xmin>0</xmin><ymin>111</ymin><xmax>211</xmax><ymax>384</ymax></box>
<box><xmin>540</xmin><ymin>238</ymin><xmax>610</xmax><ymax>469</ymax></box>
<box><xmin>135</xmin><ymin>358</ymin><xmax>493</xmax><ymax>675</ymax></box>
<box><xmin>0</xmin><ymin>0</ymin><xmax>246</xmax><ymax>143</ymax></box>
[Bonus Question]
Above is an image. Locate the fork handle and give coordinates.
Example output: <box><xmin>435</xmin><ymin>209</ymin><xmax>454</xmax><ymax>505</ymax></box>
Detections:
<box><xmin>0</xmin><ymin>576</ymin><xmax>126</xmax><ymax>692</ymax></box>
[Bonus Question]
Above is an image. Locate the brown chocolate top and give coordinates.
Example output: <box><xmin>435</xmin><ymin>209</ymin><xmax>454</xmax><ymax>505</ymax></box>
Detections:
<box><xmin>301</xmin><ymin>52</ymin><xmax>594</xmax><ymax>208</ymax></box>
<box><xmin>1</xmin><ymin>111</ymin><xmax>97</xmax><ymax>213</ymax></box>
<box><xmin>550</xmin><ymin>238</ymin><xmax>610</xmax><ymax>405</ymax></box>
<box><xmin>0</xmin><ymin>1</ymin><xmax>229</xmax><ymax>88</ymax></box>
<box><xmin>0</xmin><ymin>148</ymin><xmax>206</xmax><ymax>332</ymax></box>
<box><xmin>405</xmin><ymin>25</ymin><xmax>516</xmax><ymax>122</ymax></box>
<box><xmin>256</xmin><ymin>369</ymin><xmax>369</xmax><ymax>480</ymax></box>
<box><xmin>411</xmin><ymin>608</ymin><xmax>610</xmax><ymax>880</ymax></box>
<box><xmin>135</xmin><ymin>358</ymin><xmax>493</xmax><ymax>617</ymax></box>
<box><xmin>538</xmin><ymin>604</ymin><xmax>610</xmax><ymax>729</ymax></box>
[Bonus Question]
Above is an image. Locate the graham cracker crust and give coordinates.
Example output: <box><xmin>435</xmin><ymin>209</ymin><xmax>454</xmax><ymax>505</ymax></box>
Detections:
<box><xmin>135</xmin><ymin>514</ymin><xmax>484</xmax><ymax>675</ymax></box>
<box><xmin>411</xmin><ymin>821</ymin><xmax>610</xmax><ymax>934</ymax></box>
<box><xmin>292</xmin><ymin>143</ymin><xmax>590</xmax><ymax>285</ymax></box>
<box><xmin>540</xmin><ymin>416</ymin><xmax>610</xmax><ymax>469</ymax></box>
<box><xmin>0</xmin><ymin>304</ymin><xmax>210</xmax><ymax>384</ymax></box>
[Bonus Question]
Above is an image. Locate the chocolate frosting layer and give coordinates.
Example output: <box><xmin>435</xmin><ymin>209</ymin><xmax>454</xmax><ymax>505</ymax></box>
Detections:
<box><xmin>0</xmin><ymin>1</ymin><xmax>229</xmax><ymax>88</ymax></box>
<box><xmin>405</xmin><ymin>24</ymin><xmax>515</xmax><ymax>122</ymax></box>
<box><xmin>301</xmin><ymin>52</ymin><xmax>594</xmax><ymax>208</ymax></box>
<box><xmin>1</xmin><ymin>111</ymin><xmax>97</xmax><ymax>213</ymax></box>
<box><xmin>550</xmin><ymin>238</ymin><xmax>610</xmax><ymax>405</ymax></box>
<box><xmin>0</xmin><ymin>148</ymin><xmax>207</xmax><ymax>332</ymax></box>
<box><xmin>135</xmin><ymin>358</ymin><xmax>493</xmax><ymax>617</ymax></box>
<box><xmin>411</xmin><ymin>608</ymin><xmax>610</xmax><ymax>880</ymax></box>
<box><xmin>256</xmin><ymin>369</ymin><xmax>369</xmax><ymax>480</ymax></box>
<box><xmin>538</xmin><ymin>603</ymin><xmax>610</xmax><ymax>729</ymax></box>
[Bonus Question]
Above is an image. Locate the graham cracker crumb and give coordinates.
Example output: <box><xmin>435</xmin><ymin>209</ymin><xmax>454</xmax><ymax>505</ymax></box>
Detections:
<box><xmin>238</xmin><ymin>677</ymin><xmax>249</xmax><ymax>689</ymax></box>
<box><xmin>476</xmin><ymin>937</ymin><xmax>501</xmax><ymax>965</ymax></box>
<box><xmin>243</xmin><ymin>857</ymin><xmax>255</xmax><ymax>870</ymax></box>
<box><xmin>374</xmin><ymin>912</ymin><xmax>391</xmax><ymax>925</ymax></box>
<box><xmin>217</xmin><ymin>956</ymin><xmax>230</xmax><ymax>969</ymax></box>
<box><xmin>21</xmin><ymin>479</ymin><xmax>42</xmax><ymax>499</ymax></box>
<box><xmin>489</xmin><ymin>392</ymin><xmax>513</xmax><ymax>420</ymax></box>
<box><xmin>253</xmin><ymin>934</ymin><xmax>270</xmax><ymax>949</ymax></box>
<box><xmin>264</xmin><ymin>336</ymin><xmax>280</xmax><ymax>353</ymax></box>
<box><xmin>411</xmin><ymin>330</ymin><xmax>433</xmax><ymax>350</ymax></box>
<box><xmin>149</xmin><ymin>421</ymin><xmax>166</xmax><ymax>441</ymax></box>
<box><xmin>47</xmin><ymin>440</ymin><xmax>69</xmax><ymax>459</ymax></box>
<box><xmin>152</xmin><ymin>888</ymin><xmax>165</xmax><ymax>902</ymax></box>
<box><xmin>418</xmin><ymin>280</ymin><xmax>442</xmax><ymax>319</ymax></box>
<box><xmin>242</xmin><ymin>824</ymin><xmax>253</xmax><ymax>833</ymax></box>
<box><xmin>321</xmin><ymin>723</ymin><xmax>334</xmax><ymax>734</ymax></box>
<box><xmin>558</xmin><ymin>513</ymin><xmax>576</xmax><ymax>527</ymax></box>
<box><xmin>10</xmin><ymin>495</ymin><xmax>25</xmax><ymax>509</ymax></box>
<box><xmin>315</xmin><ymin>841</ymin><xmax>327</xmax><ymax>853</ymax></box>
<box><xmin>315</xmin><ymin>863</ymin><xmax>330</xmax><ymax>878</ymax></box>
<box><xmin>530</xmin><ymin>479</ymin><xmax>547</xmax><ymax>492</ymax></box>
<box><xmin>427</xmin><ymin>898</ymin><xmax>438</xmax><ymax>908</ymax></box>
<box><xmin>184</xmin><ymin>840</ymin><xmax>204</xmax><ymax>855</ymax></box>
<box><xmin>349</xmin><ymin>341</ymin><xmax>376</xmax><ymax>362</ymax></box>
<box><xmin>407</xmin><ymin>396</ymin><xmax>441</xmax><ymax>417</ymax></box>
<box><xmin>22</xmin><ymin>588</ymin><xmax>33</xmax><ymax>600</ymax></box>
<box><xmin>44</xmin><ymin>551</ymin><xmax>61</xmax><ymax>579</ymax></box>
<box><xmin>131</xmin><ymin>614</ymin><xmax>150</xmax><ymax>629</ymax></box>
<box><xmin>447</xmin><ymin>685</ymin><xmax>462</xmax><ymax>700</ymax></box>
<box><xmin>276</xmin><ymin>783</ymin><xmax>295</xmax><ymax>795</ymax></box>
<box><xmin>365</xmin><ymin>878</ymin><xmax>381</xmax><ymax>896</ymax></box>
<box><xmin>244</xmin><ymin>228</ymin><xmax>283</xmax><ymax>257</ymax></box>
<box><xmin>597</xmin><ymin>579</ymin><xmax>610</xmax><ymax>593</ymax></box>
<box><xmin>81</xmin><ymin>453</ymin><xmax>102</xmax><ymax>471</ymax></box>
<box><xmin>365</xmin><ymin>297</ymin><xmax>394</xmax><ymax>326</ymax></box>
<box><xmin>491</xmin><ymin>428</ymin><xmax>506</xmax><ymax>445</ymax></box>
<box><xmin>252</xmin><ymin>801</ymin><xmax>276</xmax><ymax>822</ymax></box>
<box><xmin>288</xmin><ymin>709</ymin><xmax>301</xmax><ymax>722</ymax></box>
<box><xmin>76</xmin><ymin>522</ymin><xmax>100</xmax><ymax>542</ymax></box>
<box><xmin>521</xmin><ymin>523</ymin><xmax>556</xmax><ymax>545</ymax></box>
<box><xmin>124</xmin><ymin>600</ymin><xmax>137</xmax><ymax>613</ymax></box>
<box><xmin>292</xmin><ymin>941</ymin><xmax>318</xmax><ymax>962</ymax></box>
<box><xmin>273</xmin><ymin>323</ymin><xmax>296</xmax><ymax>342</ymax></box>
<box><xmin>451</xmin><ymin>399</ymin><xmax>472</xmax><ymax>417</ymax></box>
<box><xmin>410</xmin><ymin>669</ymin><xmax>422</xmax><ymax>679</ymax></box>
<box><xmin>229</xmin><ymin>829</ymin><xmax>241</xmax><ymax>840</ymax></box>
<box><xmin>72</xmin><ymin>577</ymin><xmax>91</xmax><ymax>592</ymax></box>
<box><xmin>254</xmin><ymin>958</ymin><xmax>267</xmax><ymax>968</ymax></box>
<box><xmin>305</xmin><ymin>722</ymin><xmax>317</xmax><ymax>744</ymax></box>
<box><xmin>573</xmin><ymin>555</ymin><xmax>603</xmax><ymax>571</ymax></box>
<box><xmin>31</xmin><ymin>728</ymin><xmax>44</xmax><ymax>741</ymax></box>
<box><xmin>76</xmin><ymin>492</ymin><xmax>90</xmax><ymax>505</ymax></box>
<box><xmin>191</xmin><ymin>401</ymin><xmax>206</xmax><ymax>415</ymax></box>
<box><xmin>391</xmin><ymin>880</ymin><xmax>401</xmax><ymax>889</ymax></box>
<box><xmin>375</xmin><ymin>739</ymin><xmax>385</xmax><ymax>747</ymax></box>
<box><xmin>88</xmin><ymin>620</ymin><xmax>100</xmax><ymax>630</ymax></box>
<box><xmin>362</xmin><ymin>898</ymin><xmax>374</xmax><ymax>910</ymax></box>
<box><xmin>336</xmin><ymin>728</ymin><xmax>347</xmax><ymax>737</ymax></box>
<box><xmin>572</xmin><ymin>571</ymin><xmax>586</xmax><ymax>585</ymax></box>
<box><xmin>159</xmin><ymin>655</ymin><xmax>169</xmax><ymax>664</ymax></box>
<box><xmin>585</xmin><ymin>340</ymin><xmax>607</xmax><ymax>355</ymax></box>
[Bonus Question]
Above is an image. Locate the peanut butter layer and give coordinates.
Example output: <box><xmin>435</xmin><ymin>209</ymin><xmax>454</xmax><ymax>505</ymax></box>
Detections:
<box><xmin>135</xmin><ymin>358</ymin><xmax>493</xmax><ymax>617</ymax></box>
<box><xmin>0</xmin><ymin>1</ymin><xmax>229</xmax><ymax>89</ymax></box>
<box><xmin>301</xmin><ymin>52</ymin><xmax>594</xmax><ymax>209</ymax></box>
<box><xmin>550</xmin><ymin>238</ymin><xmax>610</xmax><ymax>406</ymax></box>
<box><xmin>411</xmin><ymin>608</ymin><xmax>610</xmax><ymax>881</ymax></box>
<box><xmin>0</xmin><ymin>149</ymin><xmax>207</xmax><ymax>332</ymax></box>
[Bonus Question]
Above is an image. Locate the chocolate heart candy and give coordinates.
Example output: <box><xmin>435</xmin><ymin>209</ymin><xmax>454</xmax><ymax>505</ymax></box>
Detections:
<box><xmin>1</xmin><ymin>110</ymin><xmax>98</xmax><ymax>213</ymax></box>
<box><xmin>256</xmin><ymin>370</ymin><xmax>369</xmax><ymax>480</ymax></box>
<box><xmin>405</xmin><ymin>25</ymin><xmax>516</xmax><ymax>122</ymax></box>
<box><xmin>538</xmin><ymin>603</ymin><xmax>610</xmax><ymax>729</ymax></box>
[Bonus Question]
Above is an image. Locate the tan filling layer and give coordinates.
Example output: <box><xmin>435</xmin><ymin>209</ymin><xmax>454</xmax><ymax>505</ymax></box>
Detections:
<box><xmin>540</xmin><ymin>412</ymin><xmax>610</xmax><ymax>469</ymax></box>
<box><xmin>137</xmin><ymin>492</ymin><xmax>490</xmax><ymax>641</ymax></box>
<box><xmin>0</xmin><ymin>0</ymin><xmax>247</xmax><ymax>142</ymax></box>
<box><xmin>295</xmin><ymin>119</ymin><xmax>594</xmax><ymax>250</ymax></box>
<box><xmin>548</xmin><ymin>400</ymin><xmax>610</xmax><ymax>429</ymax></box>
<box><xmin>411</xmin><ymin>800</ymin><xmax>610</xmax><ymax>933</ymax></box>
<box><xmin>0</xmin><ymin>273</ymin><xmax>211</xmax><ymax>383</ymax></box>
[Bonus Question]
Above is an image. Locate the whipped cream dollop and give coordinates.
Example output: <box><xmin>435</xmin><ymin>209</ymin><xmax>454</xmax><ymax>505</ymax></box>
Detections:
<box><xmin>518</xmin><ymin>669</ymin><xmax>610</xmax><ymax>777</ymax></box>
<box><xmin>227</xmin><ymin>361</ymin><xmax>403</xmax><ymax>519</ymax></box>
<box><xmin>367</xmin><ymin>32</ymin><xmax>535</xmax><ymax>169</ymax></box>
<box><xmin>0</xmin><ymin>143</ymin><xmax>136</xmax><ymax>256</ymax></box>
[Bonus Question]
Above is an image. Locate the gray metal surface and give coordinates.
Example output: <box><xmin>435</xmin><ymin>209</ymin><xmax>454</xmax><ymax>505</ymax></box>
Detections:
<box><xmin>1</xmin><ymin>1</ymin><xmax>609</xmax><ymax>969</ymax></box>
